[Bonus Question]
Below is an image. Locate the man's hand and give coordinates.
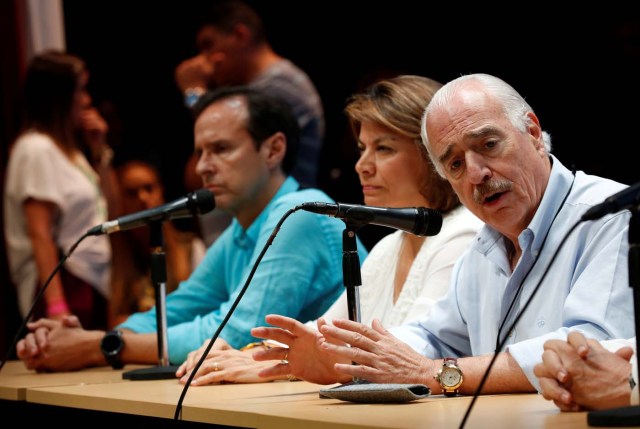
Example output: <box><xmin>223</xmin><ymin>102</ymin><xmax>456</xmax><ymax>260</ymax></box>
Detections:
<box><xmin>534</xmin><ymin>331</ymin><xmax>634</xmax><ymax>411</ymax></box>
<box><xmin>16</xmin><ymin>315</ymin><xmax>102</xmax><ymax>372</ymax></box>
<box><xmin>175</xmin><ymin>55</ymin><xmax>213</xmax><ymax>93</ymax></box>
<box><xmin>319</xmin><ymin>318</ymin><xmax>436</xmax><ymax>385</ymax></box>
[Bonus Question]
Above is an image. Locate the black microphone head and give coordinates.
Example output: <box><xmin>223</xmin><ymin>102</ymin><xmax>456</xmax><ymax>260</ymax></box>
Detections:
<box><xmin>191</xmin><ymin>189</ymin><xmax>216</xmax><ymax>215</ymax></box>
<box><xmin>415</xmin><ymin>208</ymin><xmax>443</xmax><ymax>236</ymax></box>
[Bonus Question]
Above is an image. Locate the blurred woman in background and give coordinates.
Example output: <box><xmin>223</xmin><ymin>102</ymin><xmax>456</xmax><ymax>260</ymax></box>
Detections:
<box><xmin>4</xmin><ymin>50</ymin><xmax>116</xmax><ymax>330</ymax></box>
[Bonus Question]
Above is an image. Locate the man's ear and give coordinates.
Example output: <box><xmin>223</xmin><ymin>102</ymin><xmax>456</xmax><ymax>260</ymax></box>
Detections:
<box><xmin>526</xmin><ymin>112</ymin><xmax>545</xmax><ymax>152</ymax></box>
<box><xmin>261</xmin><ymin>132</ymin><xmax>286</xmax><ymax>170</ymax></box>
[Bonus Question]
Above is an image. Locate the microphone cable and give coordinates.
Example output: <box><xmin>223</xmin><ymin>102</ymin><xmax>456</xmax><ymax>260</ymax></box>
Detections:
<box><xmin>0</xmin><ymin>229</ymin><xmax>93</xmax><ymax>371</ymax></box>
<box><xmin>174</xmin><ymin>206</ymin><xmax>299</xmax><ymax>420</ymax></box>
<box><xmin>459</xmin><ymin>171</ymin><xmax>578</xmax><ymax>429</ymax></box>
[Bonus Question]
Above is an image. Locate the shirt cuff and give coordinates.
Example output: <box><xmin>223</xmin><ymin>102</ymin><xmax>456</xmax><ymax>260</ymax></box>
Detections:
<box><xmin>506</xmin><ymin>335</ymin><xmax>559</xmax><ymax>392</ymax></box>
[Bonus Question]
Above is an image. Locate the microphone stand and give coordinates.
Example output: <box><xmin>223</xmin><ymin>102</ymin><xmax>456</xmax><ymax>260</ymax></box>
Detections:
<box><xmin>123</xmin><ymin>220</ymin><xmax>179</xmax><ymax>380</ymax></box>
<box><xmin>588</xmin><ymin>207</ymin><xmax>640</xmax><ymax>426</ymax></box>
<box><xmin>343</xmin><ymin>222</ymin><xmax>363</xmax><ymax>324</ymax></box>
<box><xmin>341</xmin><ymin>221</ymin><xmax>368</xmax><ymax>385</ymax></box>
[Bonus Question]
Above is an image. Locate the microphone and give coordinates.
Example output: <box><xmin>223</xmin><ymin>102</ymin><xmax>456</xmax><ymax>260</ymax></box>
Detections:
<box><xmin>88</xmin><ymin>188</ymin><xmax>216</xmax><ymax>236</ymax></box>
<box><xmin>300</xmin><ymin>202</ymin><xmax>442</xmax><ymax>236</ymax></box>
<box><xmin>581</xmin><ymin>182</ymin><xmax>640</xmax><ymax>221</ymax></box>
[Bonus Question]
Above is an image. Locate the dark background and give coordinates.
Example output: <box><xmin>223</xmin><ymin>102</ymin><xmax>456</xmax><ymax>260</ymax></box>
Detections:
<box><xmin>2</xmin><ymin>1</ymin><xmax>640</xmax><ymax>359</ymax></box>
<box><xmin>61</xmin><ymin>2</ymin><xmax>640</xmax><ymax>202</ymax></box>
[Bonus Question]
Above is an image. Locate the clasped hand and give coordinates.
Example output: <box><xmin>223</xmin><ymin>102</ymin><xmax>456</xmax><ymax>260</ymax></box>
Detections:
<box><xmin>16</xmin><ymin>315</ymin><xmax>93</xmax><ymax>372</ymax></box>
<box><xmin>534</xmin><ymin>331</ymin><xmax>634</xmax><ymax>411</ymax></box>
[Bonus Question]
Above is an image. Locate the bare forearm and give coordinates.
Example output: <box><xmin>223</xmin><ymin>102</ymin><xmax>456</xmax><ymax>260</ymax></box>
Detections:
<box><xmin>456</xmin><ymin>353</ymin><xmax>535</xmax><ymax>395</ymax></box>
<box><xmin>119</xmin><ymin>331</ymin><xmax>162</xmax><ymax>365</ymax></box>
<box><xmin>30</xmin><ymin>232</ymin><xmax>66</xmax><ymax>304</ymax></box>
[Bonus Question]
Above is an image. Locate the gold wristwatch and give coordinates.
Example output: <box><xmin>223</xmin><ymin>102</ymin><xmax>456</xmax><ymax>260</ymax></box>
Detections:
<box><xmin>435</xmin><ymin>357</ymin><xmax>463</xmax><ymax>397</ymax></box>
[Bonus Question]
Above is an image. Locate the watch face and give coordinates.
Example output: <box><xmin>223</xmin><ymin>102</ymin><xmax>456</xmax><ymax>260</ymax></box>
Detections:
<box><xmin>102</xmin><ymin>332</ymin><xmax>123</xmax><ymax>355</ymax></box>
<box><xmin>442</xmin><ymin>367</ymin><xmax>462</xmax><ymax>387</ymax></box>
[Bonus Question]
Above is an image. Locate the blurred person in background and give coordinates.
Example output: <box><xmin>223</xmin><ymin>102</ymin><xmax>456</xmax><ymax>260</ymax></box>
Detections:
<box><xmin>176</xmin><ymin>0</ymin><xmax>324</xmax><ymax>246</ymax></box>
<box><xmin>108</xmin><ymin>159</ymin><xmax>206</xmax><ymax>327</ymax></box>
<box><xmin>4</xmin><ymin>50</ymin><xmax>116</xmax><ymax>330</ymax></box>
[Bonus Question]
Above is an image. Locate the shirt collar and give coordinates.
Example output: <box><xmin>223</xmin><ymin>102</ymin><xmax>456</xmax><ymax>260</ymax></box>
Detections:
<box><xmin>231</xmin><ymin>176</ymin><xmax>300</xmax><ymax>247</ymax></box>
<box><xmin>474</xmin><ymin>154</ymin><xmax>573</xmax><ymax>258</ymax></box>
<box><xmin>525</xmin><ymin>154</ymin><xmax>574</xmax><ymax>255</ymax></box>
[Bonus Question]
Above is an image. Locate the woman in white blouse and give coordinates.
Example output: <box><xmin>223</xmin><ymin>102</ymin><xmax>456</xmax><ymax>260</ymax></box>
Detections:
<box><xmin>176</xmin><ymin>75</ymin><xmax>483</xmax><ymax>385</ymax></box>
<box><xmin>315</xmin><ymin>75</ymin><xmax>482</xmax><ymax>328</ymax></box>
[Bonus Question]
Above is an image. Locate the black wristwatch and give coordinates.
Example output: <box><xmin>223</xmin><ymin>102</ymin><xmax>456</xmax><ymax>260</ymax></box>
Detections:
<box><xmin>100</xmin><ymin>330</ymin><xmax>125</xmax><ymax>369</ymax></box>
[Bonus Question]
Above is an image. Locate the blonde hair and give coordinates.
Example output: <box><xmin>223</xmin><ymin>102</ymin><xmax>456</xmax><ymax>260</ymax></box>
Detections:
<box><xmin>344</xmin><ymin>75</ymin><xmax>460</xmax><ymax>213</ymax></box>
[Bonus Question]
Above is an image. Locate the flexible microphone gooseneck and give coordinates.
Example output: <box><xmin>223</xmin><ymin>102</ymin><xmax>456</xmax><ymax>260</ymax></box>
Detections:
<box><xmin>88</xmin><ymin>188</ymin><xmax>215</xmax><ymax>236</ymax></box>
<box><xmin>459</xmin><ymin>172</ymin><xmax>577</xmax><ymax>429</ymax></box>
<box><xmin>174</xmin><ymin>202</ymin><xmax>442</xmax><ymax>419</ymax></box>
<box><xmin>1</xmin><ymin>190</ymin><xmax>215</xmax><ymax>372</ymax></box>
<box><xmin>174</xmin><ymin>206</ymin><xmax>298</xmax><ymax>420</ymax></box>
<box><xmin>299</xmin><ymin>202</ymin><xmax>443</xmax><ymax>237</ymax></box>
<box><xmin>0</xmin><ymin>230</ymin><xmax>92</xmax><ymax>371</ymax></box>
<box><xmin>458</xmin><ymin>220</ymin><xmax>582</xmax><ymax>429</ymax></box>
<box><xmin>581</xmin><ymin>181</ymin><xmax>640</xmax><ymax>221</ymax></box>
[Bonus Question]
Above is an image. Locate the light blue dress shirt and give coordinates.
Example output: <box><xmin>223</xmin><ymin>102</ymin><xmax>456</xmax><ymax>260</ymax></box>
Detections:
<box><xmin>391</xmin><ymin>155</ymin><xmax>634</xmax><ymax>391</ymax></box>
<box><xmin>119</xmin><ymin>177</ymin><xmax>368</xmax><ymax>363</ymax></box>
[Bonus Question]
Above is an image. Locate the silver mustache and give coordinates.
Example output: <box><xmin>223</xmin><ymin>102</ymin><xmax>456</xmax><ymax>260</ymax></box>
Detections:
<box><xmin>473</xmin><ymin>180</ymin><xmax>513</xmax><ymax>204</ymax></box>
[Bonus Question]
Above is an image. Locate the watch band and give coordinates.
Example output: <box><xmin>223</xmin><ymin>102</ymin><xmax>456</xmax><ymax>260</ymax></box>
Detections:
<box><xmin>101</xmin><ymin>330</ymin><xmax>125</xmax><ymax>369</ymax></box>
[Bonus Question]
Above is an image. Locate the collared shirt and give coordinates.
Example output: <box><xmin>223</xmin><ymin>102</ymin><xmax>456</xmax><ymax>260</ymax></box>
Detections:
<box><xmin>391</xmin><ymin>155</ymin><xmax>634</xmax><ymax>391</ymax></box>
<box><xmin>119</xmin><ymin>177</ymin><xmax>368</xmax><ymax>363</ymax></box>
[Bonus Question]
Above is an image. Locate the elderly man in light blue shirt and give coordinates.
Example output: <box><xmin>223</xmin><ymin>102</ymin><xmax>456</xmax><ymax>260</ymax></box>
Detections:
<box><xmin>250</xmin><ymin>73</ymin><xmax>634</xmax><ymax>397</ymax></box>
<box><xmin>392</xmin><ymin>152</ymin><xmax>631</xmax><ymax>391</ymax></box>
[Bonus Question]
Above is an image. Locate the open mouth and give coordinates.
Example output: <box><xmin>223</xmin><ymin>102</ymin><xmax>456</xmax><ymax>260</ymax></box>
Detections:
<box><xmin>484</xmin><ymin>192</ymin><xmax>504</xmax><ymax>203</ymax></box>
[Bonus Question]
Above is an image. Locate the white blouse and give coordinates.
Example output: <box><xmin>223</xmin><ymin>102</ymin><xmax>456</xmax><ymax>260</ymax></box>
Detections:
<box><xmin>4</xmin><ymin>131</ymin><xmax>111</xmax><ymax>317</ymax></box>
<box><xmin>309</xmin><ymin>205</ymin><xmax>483</xmax><ymax>328</ymax></box>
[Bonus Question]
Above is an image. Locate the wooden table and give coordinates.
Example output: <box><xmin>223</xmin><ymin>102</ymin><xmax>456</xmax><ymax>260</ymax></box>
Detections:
<box><xmin>0</xmin><ymin>360</ymin><xmax>140</xmax><ymax>401</ymax></box>
<box><xmin>24</xmin><ymin>376</ymin><xmax>629</xmax><ymax>429</ymax></box>
<box><xmin>2</xmin><ymin>361</ymin><xmax>636</xmax><ymax>428</ymax></box>
<box><xmin>183</xmin><ymin>383</ymin><xmax>602</xmax><ymax>429</ymax></box>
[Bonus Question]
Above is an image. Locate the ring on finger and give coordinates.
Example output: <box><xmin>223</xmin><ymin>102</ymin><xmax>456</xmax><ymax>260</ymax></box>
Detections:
<box><xmin>213</xmin><ymin>361</ymin><xmax>220</xmax><ymax>371</ymax></box>
<box><xmin>280</xmin><ymin>347</ymin><xmax>289</xmax><ymax>364</ymax></box>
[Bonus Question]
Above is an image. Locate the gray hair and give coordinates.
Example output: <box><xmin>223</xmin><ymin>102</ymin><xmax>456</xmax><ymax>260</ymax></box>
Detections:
<box><xmin>420</xmin><ymin>73</ymin><xmax>552</xmax><ymax>177</ymax></box>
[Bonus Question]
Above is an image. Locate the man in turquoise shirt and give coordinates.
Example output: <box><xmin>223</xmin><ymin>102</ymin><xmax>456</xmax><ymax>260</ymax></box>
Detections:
<box><xmin>16</xmin><ymin>87</ymin><xmax>367</xmax><ymax>370</ymax></box>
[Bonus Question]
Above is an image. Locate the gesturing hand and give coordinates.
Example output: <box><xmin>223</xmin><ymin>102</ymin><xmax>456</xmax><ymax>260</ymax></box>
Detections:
<box><xmin>319</xmin><ymin>318</ymin><xmax>435</xmax><ymax>385</ymax></box>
